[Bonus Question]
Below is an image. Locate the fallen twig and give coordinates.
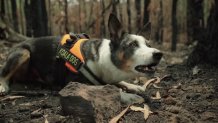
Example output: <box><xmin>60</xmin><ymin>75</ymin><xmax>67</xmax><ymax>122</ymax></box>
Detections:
<box><xmin>153</xmin><ymin>84</ymin><xmax>162</xmax><ymax>89</ymax></box>
<box><xmin>143</xmin><ymin>78</ymin><xmax>157</xmax><ymax>89</ymax></box>
<box><xmin>1</xmin><ymin>95</ymin><xmax>25</xmax><ymax>101</ymax></box>
<box><xmin>160</xmin><ymin>75</ymin><xmax>172</xmax><ymax>81</ymax></box>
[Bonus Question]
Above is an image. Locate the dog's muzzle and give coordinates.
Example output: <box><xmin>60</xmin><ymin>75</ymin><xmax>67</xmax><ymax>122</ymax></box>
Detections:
<box><xmin>135</xmin><ymin>51</ymin><xmax>163</xmax><ymax>74</ymax></box>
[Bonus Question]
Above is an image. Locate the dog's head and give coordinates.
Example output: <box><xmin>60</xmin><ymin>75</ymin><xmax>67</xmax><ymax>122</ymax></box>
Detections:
<box><xmin>108</xmin><ymin>14</ymin><xmax>163</xmax><ymax>76</ymax></box>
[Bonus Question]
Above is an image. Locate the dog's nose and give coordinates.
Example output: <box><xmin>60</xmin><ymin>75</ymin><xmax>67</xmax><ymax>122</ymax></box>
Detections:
<box><xmin>153</xmin><ymin>52</ymin><xmax>163</xmax><ymax>60</ymax></box>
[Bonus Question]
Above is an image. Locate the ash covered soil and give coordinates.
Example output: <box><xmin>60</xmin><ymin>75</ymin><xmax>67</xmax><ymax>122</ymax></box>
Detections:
<box><xmin>0</xmin><ymin>40</ymin><xmax>217</xmax><ymax>123</ymax></box>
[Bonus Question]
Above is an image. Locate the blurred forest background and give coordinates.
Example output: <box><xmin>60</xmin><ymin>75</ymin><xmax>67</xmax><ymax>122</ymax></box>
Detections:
<box><xmin>0</xmin><ymin>0</ymin><xmax>217</xmax><ymax>65</ymax></box>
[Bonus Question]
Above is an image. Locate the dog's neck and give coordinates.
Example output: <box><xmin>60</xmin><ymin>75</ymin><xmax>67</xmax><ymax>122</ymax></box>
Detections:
<box><xmin>85</xmin><ymin>39</ymin><xmax>136</xmax><ymax>84</ymax></box>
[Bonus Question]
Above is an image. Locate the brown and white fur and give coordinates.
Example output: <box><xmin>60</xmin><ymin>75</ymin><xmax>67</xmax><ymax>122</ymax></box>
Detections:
<box><xmin>0</xmin><ymin>14</ymin><xmax>162</xmax><ymax>95</ymax></box>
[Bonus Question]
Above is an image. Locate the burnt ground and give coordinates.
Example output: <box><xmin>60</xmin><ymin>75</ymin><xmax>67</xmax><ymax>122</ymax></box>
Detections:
<box><xmin>0</xmin><ymin>40</ymin><xmax>217</xmax><ymax>123</ymax></box>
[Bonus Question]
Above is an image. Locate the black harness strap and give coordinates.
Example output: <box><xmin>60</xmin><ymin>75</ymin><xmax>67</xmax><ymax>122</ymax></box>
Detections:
<box><xmin>56</xmin><ymin>33</ymin><xmax>105</xmax><ymax>85</ymax></box>
<box><xmin>81</xmin><ymin>65</ymin><xmax>105</xmax><ymax>85</ymax></box>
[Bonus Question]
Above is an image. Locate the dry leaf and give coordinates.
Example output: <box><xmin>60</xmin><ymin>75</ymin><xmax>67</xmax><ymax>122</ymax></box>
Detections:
<box><xmin>1</xmin><ymin>96</ymin><xmax>25</xmax><ymax>101</ymax></box>
<box><xmin>44</xmin><ymin>115</ymin><xmax>49</xmax><ymax>123</ymax></box>
<box><xmin>160</xmin><ymin>75</ymin><xmax>171</xmax><ymax>81</ymax></box>
<box><xmin>154</xmin><ymin>77</ymin><xmax>161</xmax><ymax>84</ymax></box>
<box><xmin>151</xmin><ymin>91</ymin><xmax>161</xmax><ymax>100</ymax></box>
<box><xmin>130</xmin><ymin>105</ymin><xmax>153</xmax><ymax>121</ymax></box>
<box><xmin>130</xmin><ymin>105</ymin><xmax>144</xmax><ymax>112</ymax></box>
<box><xmin>172</xmin><ymin>83</ymin><xmax>182</xmax><ymax>89</ymax></box>
<box><xmin>143</xmin><ymin>78</ymin><xmax>157</xmax><ymax>89</ymax></box>
<box><xmin>109</xmin><ymin>105</ymin><xmax>130</xmax><ymax>123</ymax></box>
<box><xmin>153</xmin><ymin>84</ymin><xmax>162</xmax><ymax>88</ymax></box>
<box><xmin>143</xmin><ymin>104</ymin><xmax>153</xmax><ymax>120</ymax></box>
<box><xmin>31</xmin><ymin>108</ymin><xmax>43</xmax><ymax>118</ymax></box>
<box><xmin>192</xmin><ymin>66</ymin><xmax>200</xmax><ymax>75</ymax></box>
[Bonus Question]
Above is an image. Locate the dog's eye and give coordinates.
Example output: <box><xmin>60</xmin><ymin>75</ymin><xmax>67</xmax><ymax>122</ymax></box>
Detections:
<box><xmin>129</xmin><ymin>41</ymin><xmax>138</xmax><ymax>48</ymax></box>
<box><xmin>146</xmin><ymin>43</ymin><xmax>151</xmax><ymax>47</ymax></box>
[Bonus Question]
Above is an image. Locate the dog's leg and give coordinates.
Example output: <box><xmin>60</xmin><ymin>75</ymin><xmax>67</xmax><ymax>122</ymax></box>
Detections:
<box><xmin>120</xmin><ymin>90</ymin><xmax>144</xmax><ymax>105</ymax></box>
<box><xmin>0</xmin><ymin>49</ymin><xmax>30</xmax><ymax>95</ymax></box>
<box><xmin>118</xmin><ymin>81</ymin><xmax>146</xmax><ymax>92</ymax></box>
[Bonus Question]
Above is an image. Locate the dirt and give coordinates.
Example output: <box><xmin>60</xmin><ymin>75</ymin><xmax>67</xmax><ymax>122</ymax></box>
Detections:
<box><xmin>0</xmin><ymin>40</ymin><xmax>217</xmax><ymax>123</ymax></box>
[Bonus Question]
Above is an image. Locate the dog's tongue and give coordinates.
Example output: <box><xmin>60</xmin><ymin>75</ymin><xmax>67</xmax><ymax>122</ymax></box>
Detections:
<box><xmin>135</xmin><ymin>65</ymin><xmax>155</xmax><ymax>73</ymax></box>
<box><xmin>145</xmin><ymin>66</ymin><xmax>155</xmax><ymax>71</ymax></box>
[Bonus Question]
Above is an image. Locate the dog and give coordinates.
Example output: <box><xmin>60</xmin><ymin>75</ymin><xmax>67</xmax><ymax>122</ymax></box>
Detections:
<box><xmin>0</xmin><ymin>14</ymin><xmax>163</xmax><ymax>95</ymax></box>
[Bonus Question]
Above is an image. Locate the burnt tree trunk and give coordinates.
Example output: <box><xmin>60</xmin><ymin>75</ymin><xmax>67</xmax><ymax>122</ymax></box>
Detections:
<box><xmin>78</xmin><ymin>0</ymin><xmax>82</xmax><ymax>32</ymax></box>
<box><xmin>11</xmin><ymin>0</ymin><xmax>19</xmax><ymax>32</ymax></box>
<box><xmin>143</xmin><ymin>0</ymin><xmax>150</xmax><ymax>25</ymax></box>
<box><xmin>187</xmin><ymin>0</ymin><xmax>204</xmax><ymax>44</ymax></box>
<box><xmin>135</xmin><ymin>0</ymin><xmax>141</xmax><ymax>31</ymax></box>
<box><xmin>47</xmin><ymin>0</ymin><xmax>51</xmax><ymax>35</ymax></box>
<box><xmin>64</xmin><ymin>0</ymin><xmax>69</xmax><ymax>34</ymax></box>
<box><xmin>0</xmin><ymin>0</ymin><xmax>5</xmax><ymax>18</ymax></box>
<box><xmin>171</xmin><ymin>0</ymin><xmax>178</xmax><ymax>51</ymax></box>
<box><xmin>112</xmin><ymin>0</ymin><xmax>117</xmax><ymax>15</ymax></box>
<box><xmin>158</xmin><ymin>0</ymin><xmax>163</xmax><ymax>44</ymax></box>
<box><xmin>154</xmin><ymin>0</ymin><xmax>163</xmax><ymax>44</ymax></box>
<box><xmin>187</xmin><ymin>1</ymin><xmax>218</xmax><ymax>66</ymax></box>
<box><xmin>118</xmin><ymin>0</ymin><xmax>123</xmax><ymax>24</ymax></box>
<box><xmin>24</xmin><ymin>0</ymin><xmax>32</xmax><ymax>37</ymax></box>
<box><xmin>127</xmin><ymin>0</ymin><xmax>131</xmax><ymax>33</ymax></box>
<box><xmin>25</xmin><ymin>0</ymin><xmax>48</xmax><ymax>37</ymax></box>
<box><xmin>100</xmin><ymin>0</ymin><xmax>106</xmax><ymax>37</ymax></box>
<box><xmin>34</xmin><ymin>0</ymin><xmax>48</xmax><ymax>36</ymax></box>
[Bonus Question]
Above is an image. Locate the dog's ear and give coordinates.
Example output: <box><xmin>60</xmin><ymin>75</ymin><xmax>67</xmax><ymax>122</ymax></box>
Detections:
<box><xmin>136</xmin><ymin>22</ymin><xmax>151</xmax><ymax>40</ymax></box>
<box><xmin>108</xmin><ymin>14</ymin><xmax>125</xmax><ymax>41</ymax></box>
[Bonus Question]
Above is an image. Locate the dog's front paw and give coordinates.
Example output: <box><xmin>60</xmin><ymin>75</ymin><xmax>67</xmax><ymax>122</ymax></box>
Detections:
<box><xmin>120</xmin><ymin>91</ymin><xmax>144</xmax><ymax>105</ymax></box>
<box><xmin>0</xmin><ymin>82</ymin><xmax>9</xmax><ymax>96</ymax></box>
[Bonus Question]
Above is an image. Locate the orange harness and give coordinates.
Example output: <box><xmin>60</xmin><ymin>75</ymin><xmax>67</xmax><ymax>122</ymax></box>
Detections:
<box><xmin>57</xmin><ymin>33</ymin><xmax>104</xmax><ymax>85</ymax></box>
<box><xmin>57</xmin><ymin>34</ymin><xmax>88</xmax><ymax>73</ymax></box>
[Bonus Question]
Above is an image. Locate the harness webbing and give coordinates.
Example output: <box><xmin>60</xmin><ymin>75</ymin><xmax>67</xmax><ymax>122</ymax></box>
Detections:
<box><xmin>57</xmin><ymin>33</ymin><xmax>105</xmax><ymax>85</ymax></box>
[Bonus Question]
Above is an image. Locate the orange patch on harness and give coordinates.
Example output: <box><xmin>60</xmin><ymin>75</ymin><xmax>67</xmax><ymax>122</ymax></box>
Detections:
<box><xmin>60</xmin><ymin>34</ymin><xmax>88</xmax><ymax>73</ymax></box>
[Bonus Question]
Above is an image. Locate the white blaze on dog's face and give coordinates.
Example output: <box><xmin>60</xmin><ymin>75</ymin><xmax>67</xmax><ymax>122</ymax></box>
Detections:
<box><xmin>108</xmin><ymin>14</ymin><xmax>163</xmax><ymax>77</ymax></box>
<box><xmin>128</xmin><ymin>35</ymin><xmax>162</xmax><ymax>75</ymax></box>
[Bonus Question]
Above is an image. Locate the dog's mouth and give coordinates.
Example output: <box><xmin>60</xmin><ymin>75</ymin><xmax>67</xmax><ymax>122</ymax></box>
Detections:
<box><xmin>135</xmin><ymin>63</ymin><xmax>158</xmax><ymax>74</ymax></box>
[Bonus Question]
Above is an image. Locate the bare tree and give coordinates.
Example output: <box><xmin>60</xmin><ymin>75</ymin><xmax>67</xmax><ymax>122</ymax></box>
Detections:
<box><xmin>19</xmin><ymin>0</ymin><xmax>25</xmax><ymax>35</ymax></box>
<box><xmin>112</xmin><ymin>0</ymin><xmax>117</xmax><ymax>15</ymax></box>
<box><xmin>24</xmin><ymin>0</ymin><xmax>32</xmax><ymax>36</ymax></box>
<box><xmin>47</xmin><ymin>0</ymin><xmax>51</xmax><ymax>35</ymax></box>
<box><xmin>118</xmin><ymin>0</ymin><xmax>123</xmax><ymax>24</ymax></box>
<box><xmin>11</xmin><ymin>0</ymin><xmax>18</xmax><ymax>32</ymax></box>
<box><xmin>188</xmin><ymin>1</ymin><xmax>218</xmax><ymax>66</ymax></box>
<box><xmin>127</xmin><ymin>0</ymin><xmax>131</xmax><ymax>33</ymax></box>
<box><xmin>187</xmin><ymin>0</ymin><xmax>204</xmax><ymax>44</ymax></box>
<box><xmin>64</xmin><ymin>0</ymin><xmax>69</xmax><ymax>33</ymax></box>
<box><xmin>78</xmin><ymin>0</ymin><xmax>82</xmax><ymax>32</ymax></box>
<box><xmin>171</xmin><ymin>0</ymin><xmax>178</xmax><ymax>51</ymax></box>
<box><xmin>100</xmin><ymin>0</ymin><xmax>106</xmax><ymax>37</ymax></box>
<box><xmin>135</xmin><ymin>0</ymin><xmax>141</xmax><ymax>31</ymax></box>
<box><xmin>0</xmin><ymin>0</ymin><xmax>5</xmax><ymax>18</ymax></box>
<box><xmin>24</xmin><ymin>0</ymin><xmax>48</xmax><ymax>37</ymax></box>
<box><xmin>143</xmin><ymin>0</ymin><xmax>150</xmax><ymax>25</ymax></box>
